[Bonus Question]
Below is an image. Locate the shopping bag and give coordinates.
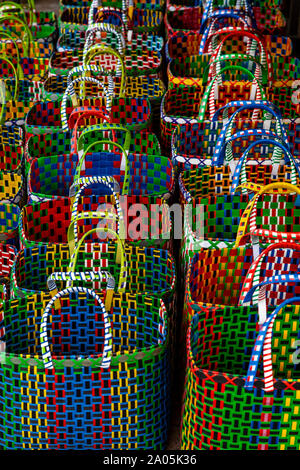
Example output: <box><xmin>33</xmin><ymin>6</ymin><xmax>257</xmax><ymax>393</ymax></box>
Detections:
<box><xmin>0</xmin><ymin>285</ymin><xmax>170</xmax><ymax>449</ymax></box>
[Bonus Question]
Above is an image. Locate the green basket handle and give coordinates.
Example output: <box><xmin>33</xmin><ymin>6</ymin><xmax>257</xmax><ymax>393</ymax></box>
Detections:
<box><xmin>47</xmin><ymin>270</ymin><xmax>116</xmax><ymax>312</ymax></box>
<box><xmin>83</xmin><ymin>44</ymin><xmax>126</xmax><ymax>97</ymax></box>
<box><xmin>68</xmin><ymin>224</ymin><xmax>127</xmax><ymax>294</ymax></box>
<box><xmin>76</xmin><ymin>122</ymin><xmax>131</xmax><ymax>155</ymax></box>
<box><xmin>61</xmin><ymin>75</ymin><xmax>112</xmax><ymax>132</ymax></box>
<box><xmin>205</xmin><ymin>52</ymin><xmax>269</xmax><ymax>87</ymax></box>
<box><xmin>40</xmin><ymin>286</ymin><xmax>113</xmax><ymax>370</ymax></box>
<box><xmin>74</xmin><ymin>139</ymin><xmax>130</xmax><ymax>196</ymax></box>
<box><xmin>85</xmin><ymin>22</ymin><xmax>126</xmax><ymax>58</ymax></box>
<box><xmin>0</xmin><ymin>14</ymin><xmax>33</xmax><ymax>57</ymax></box>
<box><xmin>198</xmin><ymin>65</ymin><xmax>266</xmax><ymax>121</ymax></box>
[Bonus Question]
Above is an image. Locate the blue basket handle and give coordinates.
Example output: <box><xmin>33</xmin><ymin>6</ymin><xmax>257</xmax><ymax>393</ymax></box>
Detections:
<box><xmin>244</xmin><ymin>296</ymin><xmax>300</xmax><ymax>392</ymax></box>
<box><xmin>40</xmin><ymin>286</ymin><xmax>113</xmax><ymax>370</ymax></box>
<box><xmin>70</xmin><ymin>174</ymin><xmax>122</xmax><ymax>219</ymax></box>
<box><xmin>230</xmin><ymin>138</ymin><xmax>300</xmax><ymax>194</ymax></box>
<box><xmin>212</xmin><ymin>101</ymin><xmax>289</xmax><ymax>165</ymax></box>
<box><xmin>213</xmin><ymin>129</ymin><xmax>289</xmax><ymax>167</ymax></box>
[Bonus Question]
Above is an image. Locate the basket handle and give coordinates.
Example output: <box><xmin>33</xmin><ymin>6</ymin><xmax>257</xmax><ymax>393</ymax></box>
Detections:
<box><xmin>212</xmin><ymin>101</ymin><xmax>288</xmax><ymax>166</ymax></box>
<box><xmin>70</xmin><ymin>109</ymin><xmax>112</xmax><ymax>157</ymax></box>
<box><xmin>74</xmin><ymin>140</ymin><xmax>130</xmax><ymax>195</ymax></box>
<box><xmin>239</xmin><ymin>238</ymin><xmax>300</xmax><ymax>322</ymax></box>
<box><xmin>40</xmin><ymin>286</ymin><xmax>113</xmax><ymax>370</ymax></box>
<box><xmin>209</xmin><ymin>29</ymin><xmax>270</xmax><ymax>77</ymax></box>
<box><xmin>60</xmin><ymin>76</ymin><xmax>112</xmax><ymax>132</ymax></box>
<box><xmin>202</xmin><ymin>1</ymin><xmax>255</xmax><ymax>19</ymax></box>
<box><xmin>0</xmin><ymin>14</ymin><xmax>33</xmax><ymax>56</ymax></box>
<box><xmin>89</xmin><ymin>2</ymin><xmax>128</xmax><ymax>32</ymax></box>
<box><xmin>245</xmin><ymin>297</ymin><xmax>300</xmax><ymax>393</ymax></box>
<box><xmin>197</xmin><ymin>65</ymin><xmax>265</xmax><ymax>121</ymax></box>
<box><xmin>0</xmin><ymin>2</ymin><xmax>28</xmax><ymax>23</ymax></box>
<box><xmin>83</xmin><ymin>44</ymin><xmax>126</xmax><ymax>97</ymax></box>
<box><xmin>68</xmin><ymin>226</ymin><xmax>127</xmax><ymax>294</ymax></box>
<box><xmin>235</xmin><ymin>182</ymin><xmax>300</xmax><ymax>248</ymax></box>
<box><xmin>67</xmin><ymin>64</ymin><xmax>116</xmax><ymax>103</ymax></box>
<box><xmin>1</xmin><ymin>0</ymin><xmax>38</xmax><ymax>26</ymax></box>
<box><xmin>0</xmin><ymin>54</ymin><xmax>19</xmax><ymax>124</ymax></box>
<box><xmin>85</xmin><ymin>22</ymin><xmax>126</xmax><ymax>58</ymax></box>
<box><xmin>69</xmin><ymin>175</ymin><xmax>124</xmax><ymax>234</ymax></box>
<box><xmin>230</xmin><ymin>139</ymin><xmax>300</xmax><ymax>194</ymax></box>
<box><xmin>76</xmin><ymin>123</ymin><xmax>131</xmax><ymax>156</ymax></box>
<box><xmin>205</xmin><ymin>53</ymin><xmax>270</xmax><ymax>87</ymax></box>
<box><xmin>0</xmin><ymin>28</ymin><xmax>24</xmax><ymax>78</ymax></box>
<box><xmin>240</xmin><ymin>247</ymin><xmax>300</xmax><ymax>327</ymax></box>
<box><xmin>213</xmin><ymin>129</ymin><xmax>289</xmax><ymax>174</ymax></box>
<box><xmin>199</xmin><ymin>24</ymin><xmax>257</xmax><ymax>55</ymax></box>
<box><xmin>200</xmin><ymin>5</ymin><xmax>254</xmax><ymax>34</ymax></box>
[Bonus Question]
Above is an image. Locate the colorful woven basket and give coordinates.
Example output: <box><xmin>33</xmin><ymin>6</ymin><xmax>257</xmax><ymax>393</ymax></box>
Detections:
<box><xmin>165</xmin><ymin>29</ymin><xmax>293</xmax><ymax>62</ymax></box>
<box><xmin>165</xmin><ymin>5</ymin><xmax>286</xmax><ymax>38</ymax></box>
<box><xmin>171</xmin><ymin>100</ymin><xmax>300</xmax><ymax>172</ymax></box>
<box><xmin>0</xmin><ymin>286</ymin><xmax>170</xmax><ymax>449</ymax></box>
<box><xmin>59</xmin><ymin>6</ymin><xmax>163</xmax><ymax>34</ymax></box>
<box><xmin>180</xmin><ymin>181</ymin><xmax>300</xmax><ymax>276</ymax></box>
<box><xmin>161</xmin><ymin>82</ymin><xmax>300</xmax><ymax>155</ymax></box>
<box><xmin>25</xmin><ymin>127</ymin><xmax>161</xmax><ymax>174</ymax></box>
<box><xmin>20</xmin><ymin>195</ymin><xmax>173</xmax><ymax>252</ymax></box>
<box><xmin>0</xmin><ymin>202</ymin><xmax>20</xmax><ymax>246</ymax></box>
<box><xmin>182</xmin><ymin>276</ymin><xmax>300</xmax><ymax>449</ymax></box>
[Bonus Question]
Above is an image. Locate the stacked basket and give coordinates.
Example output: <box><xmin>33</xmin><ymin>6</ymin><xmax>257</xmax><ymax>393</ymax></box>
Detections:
<box><xmin>0</xmin><ymin>0</ymin><xmax>177</xmax><ymax>451</ymax></box>
<box><xmin>171</xmin><ymin>0</ymin><xmax>300</xmax><ymax>451</ymax></box>
<box><xmin>1</xmin><ymin>0</ymin><xmax>300</xmax><ymax>453</ymax></box>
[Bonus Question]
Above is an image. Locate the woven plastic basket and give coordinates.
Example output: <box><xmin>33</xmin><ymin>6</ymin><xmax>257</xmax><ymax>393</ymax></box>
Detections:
<box><xmin>182</xmin><ymin>271</ymin><xmax>300</xmax><ymax>449</ymax></box>
<box><xmin>0</xmin><ymin>285</ymin><xmax>170</xmax><ymax>449</ymax></box>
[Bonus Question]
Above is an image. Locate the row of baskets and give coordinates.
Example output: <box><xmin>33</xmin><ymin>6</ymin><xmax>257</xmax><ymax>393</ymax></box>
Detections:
<box><xmin>166</xmin><ymin>0</ymin><xmax>300</xmax><ymax>451</ymax></box>
<box><xmin>0</xmin><ymin>0</ymin><xmax>178</xmax><ymax>450</ymax></box>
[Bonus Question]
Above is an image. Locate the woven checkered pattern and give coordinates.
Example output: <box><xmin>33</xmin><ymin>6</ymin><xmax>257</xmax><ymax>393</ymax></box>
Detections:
<box><xmin>26</xmin><ymin>96</ymin><xmax>152</xmax><ymax>136</ymax></box>
<box><xmin>0</xmin><ymin>40</ymin><xmax>54</xmax><ymax>59</ymax></box>
<box><xmin>0</xmin><ymin>203</ymin><xmax>20</xmax><ymax>246</ymax></box>
<box><xmin>179</xmin><ymin>165</ymin><xmax>300</xmax><ymax>201</ymax></box>
<box><xmin>181</xmin><ymin>300</ymin><xmax>300</xmax><ymax>450</ymax></box>
<box><xmin>49</xmin><ymin>48</ymin><xmax>161</xmax><ymax>77</ymax></box>
<box><xmin>165</xmin><ymin>31</ymin><xmax>292</xmax><ymax>61</ymax></box>
<box><xmin>59</xmin><ymin>6</ymin><xmax>163</xmax><ymax>33</ymax></box>
<box><xmin>161</xmin><ymin>86</ymin><xmax>300</xmax><ymax>155</ymax></box>
<box><xmin>20</xmin><ymin>196</ymin><xmax>173</xmax><ymax>251</ymax></box>
<box><xmin>0</xmin><ymin>290</ymin><xmax>169</xmax><ymax>449</ymax></box>
<box><xmin>172</xmin><ymin>121</ymin><xmax>300</xmax><ymax>172</ymax></box>
<box><xmin>43</xmin><ymin>74</ymin><xmax>165</xmax><ymax>108</ymax></box>
<box><xmin>0</xmin><ymin>172</ymin><xmax>23</xmax><ymax>204</ymax></box>
<box><xmin>12</xmin><ymin>244</ymin><xmax>175</xmax><ymax>301</ymax></box>
<box><xmin>2</xmin><ymin>21</ymin><xmax>56</xmax><ymax>45</ymax></box>
<box><xmin>168</xmin><ymin>54</ymin><xmax>300</xmax><ymax>89</ymax></box>
<box><xmin>58</xmin><ymin>29</ymin><xmax>163</xmax><ymax>53</ymax></box>
<box><xmin>28</xmin><ymin>153</ymin><xmax>174</xmax><ymax>201</ymax></box>
<box><xmin>165</xmin><ymin>6</ymin><xmax>286</xmax><ymax>38</ymax></box>
<box><xmin>0</xmin><ymin>57</ymin><xmax>49</xmax><ymax>82</ymax></box>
